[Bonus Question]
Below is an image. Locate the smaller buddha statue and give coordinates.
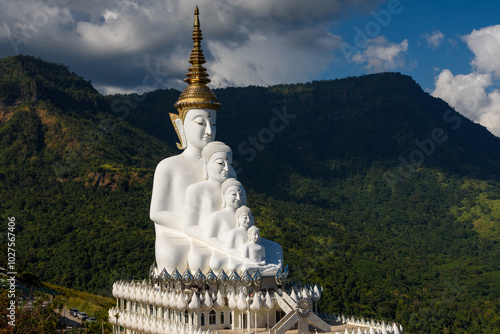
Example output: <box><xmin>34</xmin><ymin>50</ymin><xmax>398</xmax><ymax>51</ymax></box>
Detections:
<box><xmin>184</xmin><ymin>141</ymin><xmax>233</xmax><ymax>237</ymax></box>
<box><xmin>226</xmin><ymin>206</ymin><xmax>254</xmax><ymax>252</ymax></box>
<box><xmin>242</xmin><ymin>226</ymin><xmax>266</xmax><ymax>265</ymax></box>
<box><xmin>207</xmin><ymin>178</ymin><xmax>244</xmax><ymax>273</ymax></box>
<box><xmin>224</xmin><ymin>206</ymin><xmax>254</xmax><ymax>273</ymax></box>
<box><xmin>207</xmin><ymin>178</ymin><xmax>244</xmax><ymax>240</ymax></box>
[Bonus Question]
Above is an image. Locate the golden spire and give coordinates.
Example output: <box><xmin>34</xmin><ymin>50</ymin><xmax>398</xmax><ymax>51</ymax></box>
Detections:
<box><xmin>173</xmin><ymin>5</ymin><xmax>220</xmax><ymax>120</ymax></box>
<box><xmin>185</xmin><ymin>6</ymin><xmax>210</xmax><ymax>86</ymax></box>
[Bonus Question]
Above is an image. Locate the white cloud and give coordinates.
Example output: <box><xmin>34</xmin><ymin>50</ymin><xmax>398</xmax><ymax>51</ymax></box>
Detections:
<box><xmin>103</xmin><ymin>10</ymin><xmax>119</xmax><ymax>22</ymax></box>
<box><xmin>432</xmin><ymin>70</ymin><xmax>500</xmax><ymax>136</ymax></box>
<box><xmin>432</xmin><ymin>25</ymin><xmax>500</xmax><ymax>137</ymax></box>
<box><xmin>423</xmin><ymin>30</ymin><xmax>444</xmax><ymax>50</ymax></box>
<box><xmin>462</xmin><ymin>25</ymin><xmax>500</xmax><ymax>79</ymax></box>
<box><xmin>0</xmin><ymin>0</ymin><xmax>384</xmax><ymax>92</ymax></box>
<box><xmin>433</xmin><ymin>70</ymin><xmax>493</xmax><ymax>117</ymax></box>
<box><xmin>349</xmin><ymin>36</ymin><xmax>409</xmax><ymax>72</ymax></box>
<box><xmin>209</xmin><ymin>30</ymin><xmax>341</xmax><ymax>87</ymax></box>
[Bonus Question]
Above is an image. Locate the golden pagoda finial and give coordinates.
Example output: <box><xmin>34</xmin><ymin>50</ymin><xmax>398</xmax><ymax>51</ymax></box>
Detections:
<box><xmin>183</xmin><ymin>5</ymin><xmax>210</xmax><ymax>86</ymax></box>
<box><xmin>194</xmin><ymin>5</ymin><xmax>200</xmax><ymax>28</ymax></box>
<box><xmin>171</xmin><ymin>6</ymin><xmax>220</xmax><ymax>149</ymax></box>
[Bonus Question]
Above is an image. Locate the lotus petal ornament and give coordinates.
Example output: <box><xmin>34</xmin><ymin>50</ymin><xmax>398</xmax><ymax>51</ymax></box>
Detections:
<box><xmin>217</xmin><ymin>270</ymin><xmax>229</xmax><ymax>286</ymax></box>
<box><xmin>253</xmin><ymin>270</ymin><xmax>262</xmax><ymax>286</ymax></box>
<box><xmin>162</xmin><ymin>290</ymin><xmax>170</xmax><ymax>308</ymax></box>
<box><xmin>171</xmin><ymin>268</ymin><xmax>182</xmax><ymax>285</ymax></box>
<box><xmin>262</xmin><ymin>290</ymin><xmax>274</xmax><ymax>311</ymax></box>
<box><xmin>155</xmin><ymin>289</ymin><xmax>163</xmax><ymax>306</ymax></box>
<box><xmin>134</xmin><ymin>284</ymin><xmax>141</xmax><ymax>303</ymax></box>
<box><xmin>141</xmin><ymin>286</ymin><xmax>149</xmax><ymax>304</ymax></box>
<box><xmin>182</xmin><ymin>269</ymin><xmax>194</xmax><ymax>285</ymax></box>
<box><xmin>188</xmin><ymin>292</ymin><xmax>201</xmax><ymax>311</ymax></box>
<box><xmin>250</xmin><ymin>292</ymin><xmax>262</xmax><ymax>312</ymax></box>
<box><xmin>290</xmin><ymin>288</ymin><xmax>298</xmax><ymax>302</ymax></box>
<box><xmin>123</xmin><ymin>284</ymin><xmax>130</xmax><ymax>300</ymax></box>
<box><xmin>242</xmin><ymin>270</ymin><xmax>253</xmax><ymax>287</ymax></box>
<box><xmin>237</xmin><ymin>291</ymin><xmax>247</xmax><ymax>312</ymax></box>
<box><xmin>275</xmin><ymin>268</ymin><xmax>283</xmax><ymax>285</ymax></box>
<box><xmin>312</xmin><ymin>284</ymin><xmax>321</xmax><ymax>303</ymax></box>
<box><xmin>229</xmin><ymin>270</ymin><xmax>241</xmax><ymax>286</ymax></box>
<box><xmin>194</xmin><ymin>269</ymin><xmax>205</xmax><ymax>287</ymax></box>
<box><xmin>213</xmin><ymin>290</ymin><xmax>225</xmax><ymax>310</ymax></box>
<box><xmin>137</xmin><ymin>315</ymin><xmax>144</xmax><ymax>333</ymax></box>
<box><xmin>149</xmin><ymin>288</ymin><xmax>156</xmax><ymax>305</ymax></box>
<box><xmin>228</xmin><ymin>291</ymin><xmax>237</xmax><ymax>310</ymax></box>
<box><xmin>112</xmin><ymin>282</ymin><xmax>118</xmax><ymax>298</ymax></box>
<box><xmin>206</xmin><ymin>269</ymin><xmax>217</xmax><ymax>286</ymax></box>
<box><xmin>160</xmin><ymin>268</ymin><xmax>171</xmax><ymax>284</ymax></box>
<box><xmin>177</xmin><ymin>291</ymin><xmax>188</xmax><ymax>311</ymax></box>
<box><xmin>149</xmin><ymin>262</ymin><xmax>156</xmax><ymax>281</ymax></box>
<box><xmin>202</xmin><ymin>290</ymin><xmax>213</xmax><ymax>310</ymax></box>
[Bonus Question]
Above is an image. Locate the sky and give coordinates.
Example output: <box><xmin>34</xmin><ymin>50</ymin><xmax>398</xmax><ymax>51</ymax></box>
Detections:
<box><xmin>0</xmin><ymin>0</ymin><xmax>499</xmax><ymax>136</ymax></box>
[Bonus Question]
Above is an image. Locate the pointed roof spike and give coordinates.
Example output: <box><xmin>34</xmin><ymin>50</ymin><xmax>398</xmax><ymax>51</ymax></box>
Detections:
<box><xmin>173</xmin><ymin>5</ymin><xmax>220</xmax><ymax>121</ymax></box>
<box><xmin>194</xmin><ymin>6</ymin><xmax>200</xmax><ymax>25</ymax></box>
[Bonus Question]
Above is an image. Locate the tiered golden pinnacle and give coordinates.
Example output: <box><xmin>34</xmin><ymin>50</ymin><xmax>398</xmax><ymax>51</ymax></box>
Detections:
<box><xmin>173</xmin><ymin>6</ymin><xmax>220</xmax><ymax>121</ymax></box>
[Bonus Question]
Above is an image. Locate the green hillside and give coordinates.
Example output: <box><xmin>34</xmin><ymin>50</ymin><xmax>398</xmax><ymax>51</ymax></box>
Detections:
<box><xmin>0</xmin><ymin>55</ymin><xmax>173</xmax><ymax>294</ymax></box>
<box><xmin>1</xmin><ymin>55</ymin><xmax>499</xmax><ymax>333</ymax></box>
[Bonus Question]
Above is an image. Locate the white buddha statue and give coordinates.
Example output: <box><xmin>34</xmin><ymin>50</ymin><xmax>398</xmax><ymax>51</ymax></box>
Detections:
<box><xmin>223</xmin><ymin>206</ymin><xmax>253</xmax><ymax>273</ymax></box>
<box><xmin>149</xmin><ymin>6</ymin><xmax>283</xmax><ymax>275</ymax></box>
<box><xmin>149</xmin><ymin>8</ymin><xmax>220</xmax><ymax>273</ymax></box>
<box><xmin>226</xmin><ymin>206</ymin><xmax>254</xmax><ymax>251</ymax></box>
<box><xmin>239</xmin><ymin>223</ymin><xmax>279</xmax><ymax>273</ymax></box>
<box><xmin>184</xmin><ymin>141</ymin><xmax>233</xmax><ymax>272</ymax></box>
<box><xmin>206</xmin><ymin>178</ymin><xmax>243</xmax><ymax>273</ymax></box>
<box><xmin>207</xmin><ymin>178</ymin><xmax>244</xmax><ymax>240</ymax></box>
<box><xmin>184</xmin><ymin>141</ymin><xmax>233</xmax><ymax>235</ymax></box>
<box><xmin>242</xmin><ymin>226</ymin><xmax>266</xmax><ymax>265</ymax></box>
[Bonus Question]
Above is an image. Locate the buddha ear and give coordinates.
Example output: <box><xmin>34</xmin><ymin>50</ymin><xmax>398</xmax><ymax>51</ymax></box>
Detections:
<box><xmin>170</xmin><ymin>113</ymin><xmax>186</xmax><ymax>150</ymax></box>
<box><xmin>201</xmin><ymin>159</ymin><xmax>208</xmax><ymax>179</ymax></box>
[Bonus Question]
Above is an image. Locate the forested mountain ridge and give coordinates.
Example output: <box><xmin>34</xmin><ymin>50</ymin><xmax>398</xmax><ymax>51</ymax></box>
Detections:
<box><xmin>1</xmin><ymin>55</ymin><xmax>499</xmax><ymax>333</ymax></box>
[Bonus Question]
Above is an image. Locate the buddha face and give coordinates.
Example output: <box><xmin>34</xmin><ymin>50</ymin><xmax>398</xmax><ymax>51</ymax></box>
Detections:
<box><xmin>224</xmin><ymin>185</ymin><xmax>243</xmax><ymax>209</ymax></box>
<box><xmin>249</xmin><ymin>229</ymin><xmax>260</xmax><ymax>243</ymax></box>
<box><xmin>183</xmin><ymin>109</ymin><xmax>216</xmax><ymax>151</ymax></box>
<box><xmin>237</xmin><ymin>211</ymin><xmax>254</xmax><ymax>229</ymax></box>
<box><xmin>207</xmin><ymin>151</ymin><xmax>232</xmax><ymax>184</ymax></box>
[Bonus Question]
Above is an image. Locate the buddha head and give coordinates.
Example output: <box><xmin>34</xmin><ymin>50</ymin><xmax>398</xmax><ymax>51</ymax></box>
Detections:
<box><xmin>170</xmin><ymin>6</ymin><xmax>220</xmax><ymax>151</ymax></box>
<box><xmin>220</xmin><ymin>178</ymin><xmax>244</xmax><ymax>209</ymax></box>
<box><xmin>235</xmin><ymin>206</ymin><xmax>254</xmax><ymax>229</ymax></box>
<box><xmin>201</xmin><ymin>141</ymin><xmax>232</xmax><ymax>184</ymax></box>
<box><xmin>247</xmin><ymin>226</ymin><xmax>260</xmax><ymax>243</ymax></box>
<box><xmin>181</xmin><ymin>109</ymin><xmax>216</xmax><ymax>151</ymax></box>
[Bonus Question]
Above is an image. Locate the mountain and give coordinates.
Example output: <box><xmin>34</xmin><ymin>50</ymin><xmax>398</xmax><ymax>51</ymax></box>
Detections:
<box><xmin>0</xmin><ymin>55</ymin><xmax>173</xmax><ymax>294</ymax></box>
<box><xmin>1</xmin><ymin>55</ymin><xmax>499</xmax><ymax>333</ymax></box>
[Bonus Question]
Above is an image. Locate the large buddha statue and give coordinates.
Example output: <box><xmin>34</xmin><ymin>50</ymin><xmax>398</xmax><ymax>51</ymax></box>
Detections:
<box><xmin>150</xmin><ymin>7</ymin><xmax>220</xmax><ymax>273</ymax></box>
<box><xmin>150</xmin><ymin>7</ymin><xmax>283</xmax><ymax>275</ymax></box>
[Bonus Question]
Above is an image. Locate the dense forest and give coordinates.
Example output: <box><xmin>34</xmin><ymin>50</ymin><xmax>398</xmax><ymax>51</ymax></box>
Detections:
<box><xmin>0</xmin><ymin>55</ymin><xmax>499</xmax><ymax>333</ymax></box>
